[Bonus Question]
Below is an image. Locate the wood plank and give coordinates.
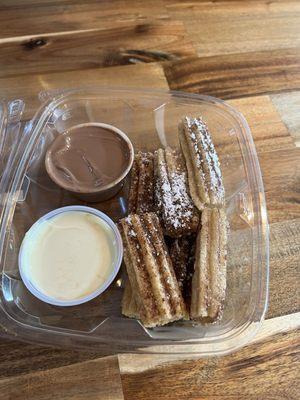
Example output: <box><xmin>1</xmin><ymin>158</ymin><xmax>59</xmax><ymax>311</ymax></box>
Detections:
<box><xmin>163</xmin><ymin>49</ymin><xmax>300</xmax><ymax>99</ymax></box>
<box><xmin>0</xmin><ymin>0</ymin><xmax>168</xmax><ymax>38</ymax></box>
<box><xmin>0</xmin><ymin>355</ymin><xmax>124</xmax><ymax>400</ymax></box>
<box><xmin>267</xmin><ymin>219</ymin><xmax>300</xmax><ymax>318</ymax></box>
<box><xmin>0</xmin><ymin>63</ymin><xmax>168</xmax><ymax>119</ymax></box>
<box><xmin>0</xmin><ymin>21</ymin><xmax>195</xmax><ymax>78</ymax></box>
<box><xmin>120</xmin><ymin>329</ymin><xmax>300</xmax><ymax>400</ymax></box>
<box><xmin>255</xmin><ymin>312</ymin><xmax>300</xmax><ymax>342</ymax></box>
<box><xmin>1</xmin><ymin>314</ymin><xmax>299</xmax><ymax>399</ymax></box>
<box><xmin>271</xmin><ymin>91</ymin><xmax>300</xmax><ymax>147</ymax></box>
<box><xmin>214</xmin><ymin>217</ymin><xmax>300</xmax><ymax>320</ymax></box>
<box><xmin>118</xmin><ymin>312</ymin><xmax>300</xmax><ymax>373</ymax></box>
<box><xmin>166</xmin><ymin>1</ymin><xmax>300</xmax><ymax>56</ymax></box>
<box><xmin>0</xmin><ymin>339</ymin><xmax>101</xmax><ymax>379</ymax></box>
<box><xmin>259</xmin><ymin>148</ymin><xmax>300</xmax><ymax>224</ymax></box>
<box><xmin>228</xmin><ymin>96</ymin><xmax>294</xmax><ymax>152</ymax></box>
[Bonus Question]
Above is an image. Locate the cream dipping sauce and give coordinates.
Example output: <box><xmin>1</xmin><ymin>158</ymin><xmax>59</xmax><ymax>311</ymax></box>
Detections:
<box><xmin>23</xmin><ymin>211</ymin><xmax>114</xmax><ymax>301</ymax></box>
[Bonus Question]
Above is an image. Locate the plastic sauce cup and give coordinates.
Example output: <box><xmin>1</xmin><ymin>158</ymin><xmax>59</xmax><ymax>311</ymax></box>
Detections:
<box><xmin>18</xmin><ymin>206</ymin><xmax>123</xmax><ymax>306</ymax></box>
<box><xmin>45</xmin><ymin>123</ymin><xmax>134</xmax><ymax>202</ymax></box>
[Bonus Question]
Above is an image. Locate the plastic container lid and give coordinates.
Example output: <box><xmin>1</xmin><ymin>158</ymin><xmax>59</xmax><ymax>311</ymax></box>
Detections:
<box><xmin>0</xmin><ymin>87</ymin><xmax>269</xmax><ymax>356</ymax></box>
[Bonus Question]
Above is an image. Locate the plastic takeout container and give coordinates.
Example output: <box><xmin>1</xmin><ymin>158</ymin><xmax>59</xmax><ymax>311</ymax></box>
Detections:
<box><xmin>0</xmin><ymin>88</ymin><xmax>269</xmax><ymax>356</ymax></box>
<box><xmin>19</xmin><ymin>205</ymin><xmax>123</xmax><ymax>307</ymax></box>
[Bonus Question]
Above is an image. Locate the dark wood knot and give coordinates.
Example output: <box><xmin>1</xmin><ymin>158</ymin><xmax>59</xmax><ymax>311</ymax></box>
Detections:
<box><xmin>22</xmin><ymin>38</ymin><xmax>47</xmax><ymax>50</ymax></box>
<box><xmin>135</xmin><ymin>24</ymin><xmax>149</xmax><ymax>34</ymax></box>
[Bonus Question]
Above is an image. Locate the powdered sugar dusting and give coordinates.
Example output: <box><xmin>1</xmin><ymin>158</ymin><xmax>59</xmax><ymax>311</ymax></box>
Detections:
<box><xmin>185</xmin><ymin>118</ymin><xmax>208</xmax><ymax>194</ymax></box>
<box><xmin>155</xmin><ymin>148</ymin><xmax>198</xmax><ymax>235</ymax></box>
<box><xmin>128</xmin><ymin>229</ymin><xmax>136</xmax><ymax>237</ymax></box>
<box><xmin>185</xmin><ymin>116</ymin><xmax>225</xmax><ymax>206</ymax></box>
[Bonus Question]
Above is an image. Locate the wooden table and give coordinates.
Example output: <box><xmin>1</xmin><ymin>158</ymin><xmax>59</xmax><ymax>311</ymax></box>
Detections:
<box><xmin>0</xmin><ymin>1</ymin><xmax>299</xmax><ymax>399</ymax></box>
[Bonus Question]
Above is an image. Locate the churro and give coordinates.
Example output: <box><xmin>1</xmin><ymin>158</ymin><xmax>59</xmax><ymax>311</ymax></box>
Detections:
<box><xmin>190</xmin><ymin>208</ymin><xmax>227</xmax><ymax>322</ymax></box>
<box><xmin>179</xmin><ymin>117</ymin><xmax>225</xmax><ymax>210</ymax></box>
<box><xmin>128</xmin><ymin>152</ymin><xmax>154</xmax><ymax>214</ymax></box>
<box><xmin>120</xmin><ymin>212</ymin><xmax>187</xmax><ymax>327</ymax></box>
<box><xmin>122</xmin><ymin>279</ymin><xmax>140</xmax><ymax>319</ymax></box>
<box><xmin>169</xmin><ymin>235</ymin><xmax>196</xmax><ymax>307</ymax></box>
<box><xmin>154</xmin><ymin>147</ymin><xmax>199</xmax><ymax>237</ymax></box>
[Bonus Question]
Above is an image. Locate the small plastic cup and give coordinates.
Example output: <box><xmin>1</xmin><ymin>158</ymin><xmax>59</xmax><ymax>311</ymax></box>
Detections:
<box><xmin>18</xmin><ymin>205</ymin><xmax>123</xmax><ymax>306</ymax></box>
<box><xmin>45</xmin><ymin>122</ymin><xmax>134</xmax><ymax>202</ymax></box>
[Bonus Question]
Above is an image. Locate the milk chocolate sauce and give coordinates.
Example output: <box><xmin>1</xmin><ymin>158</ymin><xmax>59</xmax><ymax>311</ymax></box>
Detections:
<box><xmin>45</xmin><ymin>124</ymin><xmax>132</xmax><ymax>194</ymax></box>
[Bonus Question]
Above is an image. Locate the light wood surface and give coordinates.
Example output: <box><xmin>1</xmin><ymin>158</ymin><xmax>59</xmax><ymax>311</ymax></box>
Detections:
<box><xmin>166</xmin><ymin>1</ymin><xmax>300</xmax><ymax>56</ymax></box>
<box><xmin>0</xmin><ymin>1</ymin><xmax>299</xmax><ymax>399</ymax></box>
<box><xmin>271</xmin><ymin>91</ymin><xmax>300</xmax><ymax>147</ymax></box>
<box><xmin>0</xmin><ymin>356</ymin><xmax>124</xmax><ymax>400</ymax></box>
<box><xmin>121</xmin><ymin>328</ymin><xmax>300</xmax><ymax>400</ymax></box>
<box><xmin>0</xmin><ymin>63</ymin><xmax>169</xmax><ymax>119</ymax></box>
<box><xmin>228</xmin><ymin>95</ymin><xmax>295</xmax><ymax>153</ymax></box>
<box><xmin>118</xmin><ymin>312</ymin><xmax>300</xmax><ymax>374</ymax></box>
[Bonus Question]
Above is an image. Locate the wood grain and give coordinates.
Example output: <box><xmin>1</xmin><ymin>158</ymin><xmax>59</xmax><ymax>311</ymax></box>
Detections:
<box><xmin>228</xmin><ymin>96</ymin><xmax>295</xmax><ymax>152</ymax></box>
<box><xmin>121</xmin><ymin>329</ymin><xmax>300</xmax><ymax>400</ymax></box>
<box><xmin>0</xmin><ymin>356</ymin><xmax>124</xmax><ymax>400</ymax></box>
<box><xmin>0</xmin><ymin>316</ymin><xmax>299</xmax><ymax>399</ymax></box>
<box><xmin>166</xmin><ymin>1</ymin><xmax>300</xmax><ymax>56</ymax></box>
<box><xmin>164</xmin><ymin>49</ymin><xmax>300</xmax><ymax>99</ymax></box>
<box><xmin>0</xmin><ymin>63</ymin><xmax>168</xmax><ymax>119</ymax></box>
<box><xmin>0</xmin><ymin>21</ymin><xmax>195</xmax><ymax>78</ymax></box>
<box><xmin>267</xmin><ymin>219</ymin><xmax>300</xmax><ymax>318</ymax></box>
<box><xmin>271</xmin><ymin>91</ymin><xmax>300</xmax><ymax>147</ymax></box>
<box><xmin>0</xmin><ymin>0</ymin><xmax>168</xmax><ymax>38</ymax></box>
<box><xmin>0</xmin><ymin>339</ymin><xmax>100</xmax><ymax>379</ymax></box>
<box><xmin>118</xmin><ymin>312</ymin><xmax>300</xmax><ymax>374</ymax></box>
<box><xmin>0</xmin><ymin>69</ymin><xmax>294</xmax><ymax>152</ymax></box>
<box><xmin>259</xmin><ymin>148</ymin><xmax>300</xmax><ymax>224</ymax></box>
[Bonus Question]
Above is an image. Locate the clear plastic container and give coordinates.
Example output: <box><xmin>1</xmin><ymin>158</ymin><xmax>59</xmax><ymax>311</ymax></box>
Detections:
<box><xmin>0</xmin><ymin>88</ymin><xmax>269</xmax><ymax>355</ymax></box>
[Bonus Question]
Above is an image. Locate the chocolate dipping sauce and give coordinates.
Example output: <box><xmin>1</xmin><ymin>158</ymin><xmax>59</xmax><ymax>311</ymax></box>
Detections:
<box><xmin>45</xmin><ymin>123</ymin><xmax>134</xmax><ymax>201</ymax></box>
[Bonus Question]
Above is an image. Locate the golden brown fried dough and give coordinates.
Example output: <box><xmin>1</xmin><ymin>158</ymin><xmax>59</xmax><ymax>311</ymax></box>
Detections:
<box><xmin>154</xmin><ymin>147</ymin><xmax>199</xmax><ymax>237</ymax></box>
<box><xmin>190</xmin><ymin>208</ymin><xmax>227</xmax><ymax>322</ymax></box>
<box><xmin>120</xmin><ymin>212</ymin><xmax>187</xmax><ymax>327</ymax></box>
<box><xmin>128</xmin><ymin>152</ymin><xmax>154</xmax><ymax>214</ymax></box>
<box><xmin>169</xmin><ymin>235</ymin><xmax>196</xmax><ymax>307</ymax></box>
<box><xmin>122</xmin><ymin>279</ymin><xmax>140</xmax><ymax>319</ymax></box>
<box><xmin>179</xmin><ymin>117</ymin><xmax>225</xmax><ymax>210</ymax></box>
